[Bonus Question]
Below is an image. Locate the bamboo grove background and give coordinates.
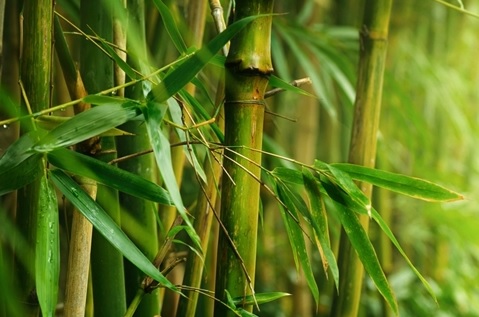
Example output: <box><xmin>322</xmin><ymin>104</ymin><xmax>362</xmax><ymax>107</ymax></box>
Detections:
<box><xmin>0</xmin><ymin>0</ymin><xmax>478</xmax><ymax>316</ymax></box>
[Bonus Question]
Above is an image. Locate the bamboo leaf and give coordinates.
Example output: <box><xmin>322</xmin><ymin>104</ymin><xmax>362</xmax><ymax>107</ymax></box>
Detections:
<box><xmin>321</xmin><ymin>180</ymin><xmax>398</xmax><ymax>315</ymax></box>
<box><xmin>271</xmin><ymin>167</ymin><xmax>303</xmax><ymax>185</ymax></box>
<box><xmin>302</xmin><ymin>168</ymin><xmax>339</xmax><ymax>289</ymax></box>
<box><xmin>33</xmin><ymin>100</ymin><xmax>142</xmax><ymax>152</ymax></box>
<box><xmin>49</xmin><ymin>169</ymin><xmax>178</xmax><ymax>292</ymax></box>
<box><xmin>232</xmin><ymin>292</ymin><xmax>291</xmax><ymax>306</ymax></box>
<box><xmin>167</xmin><ymin>98</ymin><xmax>207</xmax><ymax>183</ymax></box>
<box><xmin>144</xmin><ymin>100</ymin><xmax>202</xmax><ymax>250</ymax></box>
<box><xmin>47</xmin><ymin>148</ymin><xmax>172</xmax><ymax>205</ymax></box>
<box><xmin>370</xmin><ymin>206</ymin><xmax>437</xmax><ymax>302</ymax></box>
<box><xmin>315</xmin><ymin>160</ymin><xmax>372</xmax><ymax>215</ymax></box>
<box><xmin>151</xmin><ymin>0</ymin><xmax>187</xmax><ymax>53</ymax></box>
<box><xmin>147</xmin><ymin>15</ymin><xmax>260</xmax><ymax>103</ymax></box>
<box><xmin>0</xmin><ymin>153</ymin><xmax>42</xmax><ymax>196</ymax></box>
<box><xmin>0</xmin><ymin>132</ymin><xmax>38</xmax><ymax>169</ymax></box>
<box><xmin>331</xmin><ymin>163</ymin><xmax>464</xmax><ymax>202</ymax></box>
<box><xmin>93</xmin><ymin>32</ymin><xmax>138</xmax><ymax>80</ymax></box>
<box><xmin>275</xmin><ymin>184</ymin><xmax>320</xmax><ymax>306</ymax></box>
<box><xmin>36</xmin><ymin>174</ymin><xmax>60</xmax><ymax>317</ymax></box>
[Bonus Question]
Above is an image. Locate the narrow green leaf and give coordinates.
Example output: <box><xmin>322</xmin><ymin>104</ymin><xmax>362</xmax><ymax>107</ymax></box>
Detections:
<box><xmin>370</xmin><ymin>207</ymin><xmax>437</xmax><ymax>302</ymax></box>
<box><xmin>275</xmin><ymin>184</ymin><xmax>320</xmax><ymax>306</ymax></box>
<box><xmin>331</xmin><ymin>163</ymin><xmax>464</xmax><ymax>202</ymax></box>
<box><xmin>33</xmin><ymin>101</ymin><xmax>141</xmax><ymax>152</ymax></box>
<box><xmin>0</xmin><ymin>132</ymin><xmax>37</xmax><ymax>169</ymax></box>
<box><xmin>0</xmin><ymin>153</ymin><xmax>42</xmax><ymax>196</ymax></box>
<box><xmin>322</xmin><ymin>180</ymin><xmax>398</xmax><ymax>315</ymax></box>
<box><xmin>148</xmin><ymin>15</ymin><xmax>259</xmax><ymax>103</ymax></box>
<box><xmin>144</xmin><ymin>101</ymin><xmax>202</xmax><ymax>250</ymax></box>
<box><xmin>151</xmin><ymin>0</ymin><xmax>187</xmax><ymax>53</ymax></box>
<box><xmin>167</xmin><ymin>98</ymin><xmax>207</xmax><ymax>183</ymax></box>
<box><xmin>47</xmin><ymin>148</ymin><xmax>172</xmax><ymax>205</ymax></box>
<box><xmin>316</xmin><ymin>160</ymin><xmax>372</xmax><ymax>215</ymax></box>
<box><xmin>302</xmin><ymin>168</ymin><xmax>339</xmax><ymax>290</ymax></box>
<box><xmin>36</xmin><ymin>174</ymin><xmax>60</xmax><ymax>317</ymax></box>
<box><xmin>93</xmin><ymin>32</ymin><xmax>138</xmax><ymax>80</ymax></box>
<box><xmin>232</xmin><ymin>292</ymin><xmax>291</xmax><ymax>306</ymax></box>
<box><xmin>49</xmin><ymin>169</ymin><xmax>178</xmax><ymax>292</ymax></box>
<box><xmin>271</xmin><ymin>167</ymin><xmax>303</xmax><ymax>185</ymax></box>
<box><xmin>0</xmin><ymin>133</ymin><xmax>43</xmax><ymax>195</ymax></box>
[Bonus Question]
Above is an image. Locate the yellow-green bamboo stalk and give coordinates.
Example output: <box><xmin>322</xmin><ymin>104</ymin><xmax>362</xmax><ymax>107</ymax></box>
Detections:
<box><xmin>214</xmin><ymin>1</ymin><xmax>274</xmax><ymax>315</ymax></box>
<box><xmin>330</xmin><ymin>1</ymin><xmax>392</xmax><ymax>316</ymax></box>
<box><xmin>15</xmin><ymin>0</ymin><xmax>53</xmax><ymax>315</ymax></box>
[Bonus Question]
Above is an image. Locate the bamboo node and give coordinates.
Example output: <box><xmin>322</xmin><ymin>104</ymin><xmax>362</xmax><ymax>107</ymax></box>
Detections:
<box><xmin>225</xmin><ymin>99</ymin><xmax>267</xmax><ymax>106</ymax></box>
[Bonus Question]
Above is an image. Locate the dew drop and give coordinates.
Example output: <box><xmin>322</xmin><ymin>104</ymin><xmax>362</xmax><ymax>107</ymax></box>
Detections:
<box><xmin>71</xmin><ymin>188</ymin><xmax>79</xmax><ymax>197</ymax></box>
<box><xmin>2</xmin><ymin>124</ymin><xmax>8</xmax><ymax>129</ymax></box>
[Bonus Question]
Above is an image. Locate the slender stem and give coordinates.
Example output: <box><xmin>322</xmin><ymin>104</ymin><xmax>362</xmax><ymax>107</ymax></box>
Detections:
<box><xmin>330</xmin><ymin>1</ymin><xmax>393</xmax><ymax>316</ymax></box>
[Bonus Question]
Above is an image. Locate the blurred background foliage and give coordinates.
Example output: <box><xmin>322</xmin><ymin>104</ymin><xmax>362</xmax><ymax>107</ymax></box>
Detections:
<box><xmin>1</xmin><ymin>0</ymin><xmax>478</xmax><ymax>316</ymax></box>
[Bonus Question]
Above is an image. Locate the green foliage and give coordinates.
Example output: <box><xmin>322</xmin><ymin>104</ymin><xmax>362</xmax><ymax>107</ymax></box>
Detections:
<box><xmin>0</xmin><ymin>1</ymin><xmax>473</xmax><ymax>316</ymax></box>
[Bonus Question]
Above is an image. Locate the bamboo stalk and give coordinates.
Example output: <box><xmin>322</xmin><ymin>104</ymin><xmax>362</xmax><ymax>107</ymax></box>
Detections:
<box><xmin>15</xmin><ymin>0</ymin><xmax>53</xmax><ymax>315</ymax></box>
<box><xmin>214</xmin><ymin>1</ymin><xmax>274</xmax><ymax>315</ymax></box>
<box><xmin>330</xmin><ymin>1</ymin><xmax>393</xmax><ymax>316</ymax></box>
<box><xmin>80</xmin><ymin>0</ymin><xmax>126</xmax><ymax>316</ymax></box>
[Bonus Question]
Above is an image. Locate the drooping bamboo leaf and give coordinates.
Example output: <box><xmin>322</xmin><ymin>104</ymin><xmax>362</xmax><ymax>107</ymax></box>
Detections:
<box><xmin>321</xmin><ymin>180</ymin><xmax>398</xmax><ymax>315</ymax></box>
<box><xmin>331</xmin><ymin>163</ymin><xmax>464</xmax><ymax>202</ymax></box>
<box><xmin>36</xmin><ymin>174</ymin><xmax>60</xmax><ymax>317</ymax></box>
<box><xmin>0</xmin><ymin>132</ymin><xmax>38</xmax><ymax>169</ymax></box>
<box><xmin>0</xmin><ymin>153</ymin><xmax>42</xmax><ymax>196</ymax></box>
<box><xmin>147</xmin><ymin>14</ymin><xmax>260</xmax><ymax>103</ymax></box>
<box><xmin>232</xmin><ymin>292</ymin><xmax>291</xmax><ymax>306</ymax></box>
<box><xmin>167</xmin><ymin>98</ymin><xmax>207</xmax><ymax>183</ymax></box>
<box><xmin>302</xmin><ymin>168</ymin><xmax>339</xmax><ymax>289</ymax></box>
<box><xmin>369</xmin><ymin>207</ymin><xmax>437</xmax><ymax>302</ymax></box>
<box><xmin>93</xmin><ymin>31</ymin><xmax>138</xmax><ymax>80</ymax></box>
<box><xmin>144</xmin><ymin>100</ymin><xmax>202</xmax><ymax>250</ymax></box>
<box><xmin>49</xmin><ymin>169</ymin><xmax>178</xmax><ymax>292</ymax></box>
<box><xmin>33</xmin><ymin>100</ymin><xmax>142</xmax><ymax>152</ymax></box>
<box><xmin>151</xmin><ymin>0</ymin><xmax>187</xmax><ymax>53</ymax></box>
<box><xmin>275</xmin><ymin>184</ymin><xmax>320</xmax><ymax>306</ymax></box>
<box><xmin>47</xmin><ymin>148</ymin><xmax>172</xmax><ymax>205</ymax></box>
<box><xmin>0</xmin><ymin>132</ymin><xmax>43</xmax><ymax>195</ymax></box>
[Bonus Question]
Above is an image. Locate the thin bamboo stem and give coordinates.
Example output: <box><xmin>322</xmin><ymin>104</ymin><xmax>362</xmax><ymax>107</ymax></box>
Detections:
<box><xmin>15</xmin><ymin>0</ymin><xmax>53</xmax><ymax>315</ymax></box>
<box><xmin>330</xmin><ymin>1</ymin><xmax>393</xmax><ymax>316</ymax></box>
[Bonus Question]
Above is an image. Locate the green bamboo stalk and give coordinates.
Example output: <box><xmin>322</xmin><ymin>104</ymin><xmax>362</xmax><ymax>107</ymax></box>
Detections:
<box><xmin>117</xmin><ymin>1</ymin><xmax>159</xmax><ymax>316</ymax></box>
<box><xmin>330</xmin><ymin>1</ymin><xmax>393</xmax><ymax>317</ymax></box>
<box><xmin>0</xmin><ymin>0</ymin><xmax>21</xmax><ymax>219</ymax></box>
<box><xmin>88</xmin><ymin>2</ymin><xmax>127</xmax><ymax>316</ymax></box>
<box><xmin>214</xmin><ymin>1</ymin><xmax>274</xmax><ymax>315</ymax></box>
<box><xmin>15</xmin><ymin>0</ymin><xmax>53</xmax><ymax>315</ymax></box>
